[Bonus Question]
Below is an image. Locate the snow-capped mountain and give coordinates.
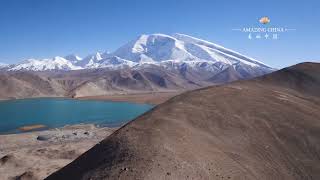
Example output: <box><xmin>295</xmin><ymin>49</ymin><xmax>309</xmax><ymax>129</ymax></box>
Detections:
<box><xmin>64</xmin><ymin>54</ymin><xmax>82</xmax><ymax>64</ymax></box>
<box><xmin>5</xmin><ymin>33</ymin><xmax>274</xmax><ymax>76</ymax></box>
<box><xmin>9</xmin><ymin>56</ymin><xmax>82</xmax><ymax>71</ymax></box>
<box><xmin>0</xmin><ymin>34</ymin><xmax>277</xmax><ymax>99</ymax></box>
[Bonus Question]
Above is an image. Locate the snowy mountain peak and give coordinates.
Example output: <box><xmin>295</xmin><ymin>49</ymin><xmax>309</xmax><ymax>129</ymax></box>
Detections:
<box><xmin>113</xmin><ymin>33</ymin><xmax>192</xmax><ymax>63</ymax></box>
<box><xmin>172</xmin><ymin>33</ymin><xmax>270</xmax><ymax>67</ymax></box>
<box><xmin>111</xmin><ymin>33</ymin><xmax>272</xmax><ymax>70</ymax></box>
<box><xmin>131</xmin><ymin>34</ymin><xmax>148</xmax><ymax>53</ymax></box>
<box><xmin>64</xmin><ymin>54</ymin><xmax>82</xmax><ymax>62</ymax></box>
<box><xmin>53</xmin><ymin>56</ymin><xmax>68</xmax><ymax>62</ymax></box>
<box><xmin>94</xmin><ymin>52</ymin><xmax>103</xmax><ymax>61</ymax></box>
<box><xmin>9</xmin><ymin>57</ymin><xmax>82</xmax><ymax>71</ymax></box>
<box><xmin>5</xmin><ymin>33</ymin><xmax>274</xmax><ymax>75</ymax></box>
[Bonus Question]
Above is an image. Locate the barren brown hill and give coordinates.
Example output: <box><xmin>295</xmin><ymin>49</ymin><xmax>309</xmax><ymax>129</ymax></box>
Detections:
<box><xmin>0</xmin><ymin>72</ymin><xmax>66</xmax><ymax>99</ymax></box>
<box><xmin>47</xmin><ymin>62</ymin><xmax>320</xmax><ymax>180</ymax></box>
<box><xmin>0</xmin><ymin>63</ymin><xmax>269</xmax><ymax>100</ymax></box>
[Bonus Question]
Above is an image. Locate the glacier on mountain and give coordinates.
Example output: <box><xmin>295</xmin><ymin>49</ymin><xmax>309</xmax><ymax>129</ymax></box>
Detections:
<box><xmin>5</xmin><ymin>33</ymin><xmax>274</xmax><ymax>76</ymax></box>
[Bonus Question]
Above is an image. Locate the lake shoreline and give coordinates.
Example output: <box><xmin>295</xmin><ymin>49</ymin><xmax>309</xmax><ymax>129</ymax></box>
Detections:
<box><xmin>0</xmin><ymin>92</ymin><xmax>180</xmax><ymax>179</ymax></box>
<box><xmin>0</xmin><ymin>123</ymin><xmax>118</xmax><ymax>179</ymax></box>
<box><xmin>0</xmin><ymin>98</ymin><xmax>153</xmax><ymax>135</ymax></box>
<box><xmin>0</xmin><ymin>91</ymin><xmax>181</xmax><ymax>105</ymax></box>
<box><xmin>18</xmin><ymin>124</ymin><xmax>48</xmax><ymax>132</ymax></box>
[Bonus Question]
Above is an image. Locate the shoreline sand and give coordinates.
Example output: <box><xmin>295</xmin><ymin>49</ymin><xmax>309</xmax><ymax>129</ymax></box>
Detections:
<box><xmin>0</xmin><ymin>124</ymin><xmax>118</xmax><ymax>180</ymax></box>
<box><xmin>18</xmin><ymin>124</ymin><xmax>48</xmax><ymax>132</ymax></box>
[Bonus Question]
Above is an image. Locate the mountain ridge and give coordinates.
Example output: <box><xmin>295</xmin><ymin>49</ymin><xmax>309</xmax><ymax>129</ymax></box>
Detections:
<box><xmin>2</xmin><ymin>33</ymin><xmax>274</xmax><ymax>74</ymax></box>
<box><xmin>0</xmin><ymin>34</ymin><xmax>275</xmax><ymax>99</ymax></box>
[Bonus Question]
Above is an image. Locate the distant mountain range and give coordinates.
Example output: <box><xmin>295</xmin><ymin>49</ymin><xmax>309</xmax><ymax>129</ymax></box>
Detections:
<box><xmin>0</xmin><ymin>34</ymin><xmax>275</xmax><ymax>99</ymax></box>
<box><xmin>2</xmin><ymin>33</ymin><xmax>273</xmax><ymax>73</ymax></box>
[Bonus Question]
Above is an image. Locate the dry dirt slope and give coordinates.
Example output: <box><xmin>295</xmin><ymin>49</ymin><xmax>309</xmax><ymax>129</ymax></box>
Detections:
<box><xmin>0</xmin><ymin>63</ymin><xmax>271</xmax><ymax>100</ymax></box>
<box><xmin>46</xmin><ymin>62</ymin><xmax>320</xmax><ymax>180</ymax></box>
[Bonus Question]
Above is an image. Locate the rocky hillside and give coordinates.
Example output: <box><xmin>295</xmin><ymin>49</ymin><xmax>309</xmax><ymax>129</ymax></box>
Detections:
<box><xmin>46</xmin><ymin>62</ymin><xmax>320</xmax><ymax>180</ymax></box>
<box><xmin>0</xmin><ymin>61</ymin><xmax>270</xmax><ymax>100</ymax></box>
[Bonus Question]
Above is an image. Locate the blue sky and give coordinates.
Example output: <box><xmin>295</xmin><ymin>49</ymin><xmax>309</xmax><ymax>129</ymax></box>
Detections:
<box><xmin>0</xmin><ymin>0</ymin><xmax>319</xmax><ymax>68</ymax></box>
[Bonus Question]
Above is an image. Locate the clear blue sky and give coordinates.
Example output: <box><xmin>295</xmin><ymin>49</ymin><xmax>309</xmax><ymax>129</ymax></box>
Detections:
<box><xmin>0</xmin><ymin>0</ymin><xmax>319</xmax><ymax>68</ymax></box>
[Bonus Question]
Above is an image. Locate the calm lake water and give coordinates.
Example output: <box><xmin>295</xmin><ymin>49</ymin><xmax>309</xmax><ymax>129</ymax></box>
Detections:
<box><xmin>0</xmin><ymin>98</ymin><xmax>153</xmax><ymax>134</ymax></box>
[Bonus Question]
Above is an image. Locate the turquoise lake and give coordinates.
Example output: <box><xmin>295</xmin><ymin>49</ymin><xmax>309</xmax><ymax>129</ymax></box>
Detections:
<box><xmin>0</xmin><ymin>98</ymin><xmax>153</xmax><ymax>134</ymax></box>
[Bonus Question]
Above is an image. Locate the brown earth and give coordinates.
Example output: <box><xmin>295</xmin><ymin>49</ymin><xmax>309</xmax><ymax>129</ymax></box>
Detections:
<box><xmin>0</xmin><ymin>125</ymin><xmax>117</xmax><ymax>180</ymax></box>
<box><xmin>47</xmin><ymin>62</ymin><xmax>320</xmax><ymax>180</ymax></box>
